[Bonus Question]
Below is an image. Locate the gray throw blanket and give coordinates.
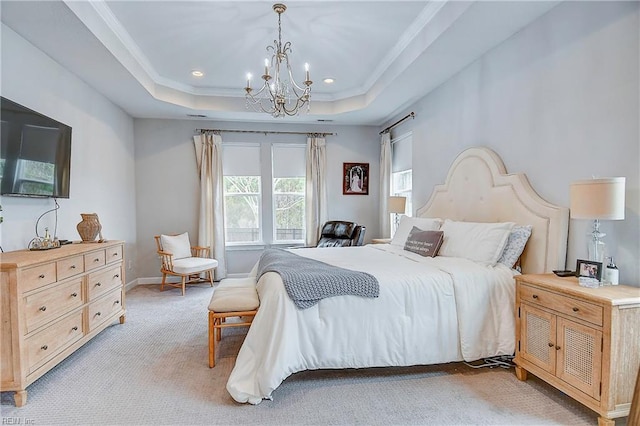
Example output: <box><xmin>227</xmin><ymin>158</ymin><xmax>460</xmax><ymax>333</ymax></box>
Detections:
<box><xmin>257</xmin><ymin>248</ymin><xmax>379</xmax><ymax>309</ymax></box>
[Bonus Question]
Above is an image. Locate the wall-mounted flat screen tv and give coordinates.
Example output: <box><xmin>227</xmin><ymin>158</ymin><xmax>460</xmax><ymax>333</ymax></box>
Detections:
<box><xmin>1</xmin><ymin>97</ymin><xmax>72</xmax><ymax>198</ymax></box>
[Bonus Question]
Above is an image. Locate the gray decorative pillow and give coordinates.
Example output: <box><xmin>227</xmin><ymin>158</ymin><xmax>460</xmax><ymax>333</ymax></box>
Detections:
<box><xmin>498</xmin><ymin>225</ymin><xmax>532</xmax><ymax>268</ymax></box>
<box><xmin>404</xmin><ymin>227</ymin><xmax>444</xmax><ymax>258</ymax></box>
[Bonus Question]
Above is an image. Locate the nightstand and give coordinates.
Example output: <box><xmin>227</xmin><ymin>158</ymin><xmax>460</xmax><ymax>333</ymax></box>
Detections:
<box><xmin>514</xmin><ymin>274</ymin><xmax>640</xmax><ymax>426</ymax></box>
<box><xmin>371</xmin><ymin>238</ymin><xmax>392</xmax><ymax>244</ymax></box>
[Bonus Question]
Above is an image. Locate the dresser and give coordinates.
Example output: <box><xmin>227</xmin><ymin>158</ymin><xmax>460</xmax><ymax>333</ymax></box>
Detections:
<box><xmin>514</xmin><ymin>274</ymin><xmax>640</xmax><ymax>426</ymax></box>
<box><xmin>1</xmin><ymin>241</ymin><xmax>126</xmax><ymax>406</ymax></box>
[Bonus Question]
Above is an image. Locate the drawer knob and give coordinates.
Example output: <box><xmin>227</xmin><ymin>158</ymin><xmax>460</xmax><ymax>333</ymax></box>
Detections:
<box><xmin>41</xmin><ymin>345</ymin><xmax>48</xmax><ymax>351</ymax></box>
<box><xmin>114</xmin><ymin>274</ymin><xmax>120</xmax><ymax>278</ymax></box>
<box><xmin>72</xmin><ymin>326</ymin><xmax>78</xmax><ymax>331</ymax></box>
<box><xmin>71</xmin><ymin>265</ymin><xmax>76</xmax><ymax>269</ymax></box>
<box><xmin>39</xmin><ymin>306</ymin><xmax>47</xmax><ymax>312</ymax></box>
<box><xmin>115</xmin><ymin>300</ymin><xmax>120</xmax><ymax>305</ymax></box>
<box><xmin>95</xmin><ymin>312</ymin><xmax>101</xmax><ymax>317</ymax></box>
<box><xmin>96</xmin><ymin>282</ymin><xmax>102</xmax><ymax>287</ymax></box>
<box><xmin>71</xmin><ymin>293</ymin><xmax>78</xmax><ymax>298</ymax></box>
<box><xmin>532</xmin><ymin>295</ymin><xmax>538</xmax><ymax>299</ymax></box>
<box><xmin>94</xmin><ymin>258</ymin><xmax>100</xmax><ymax>262</ymax></box>
<box><xmin>555</xmin><ymin>345</ymin><xmax>561</xmax><ymax>351</ymax></box>
<box><xmin>572</xmin><ymin>307</ymin><xmax>579</xmax><ymax>312</ymax></box>
<box><xmin>113</xmin><ymin>253</ymin><xmax>118</xmax><ymax>256</ymax></box>
<box><xmin>39</xmin><ymin>274</ymin><xmax>45</xmax><ymax>279</ymax></box>
<box><xmin>548</xmin><ymin>342</ymin><xmax>554</xmax><ymax>347</ymax></box>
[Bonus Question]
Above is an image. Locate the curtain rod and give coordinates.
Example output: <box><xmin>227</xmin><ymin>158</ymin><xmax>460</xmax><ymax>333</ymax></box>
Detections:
<box><xmin>379</xmin><ymin>112</ymin><xmax>415</xmax><ymax>135</ymax></box>
<box><xmin>196</xmin><ymin>128</ymin><xmax>336</xmax><ymax>136</ymax></box>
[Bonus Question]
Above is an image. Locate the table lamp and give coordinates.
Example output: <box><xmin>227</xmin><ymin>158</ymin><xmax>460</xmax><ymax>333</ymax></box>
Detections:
<box><xmin>569</xmin><ymin>177</ymin><xmax>625</xmax><ymax>264</ymax></box>
<box><xmin>388</xmin><ymin>196</ymin><xmax>407</xmax><ymax>230</ymax></box>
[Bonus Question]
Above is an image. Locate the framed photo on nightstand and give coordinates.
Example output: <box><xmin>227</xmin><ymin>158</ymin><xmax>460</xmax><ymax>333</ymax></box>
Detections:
<box><xmin>576</xmin><ymin>259</ymin><xmax>602</xmax><ymax>281</ymax></box>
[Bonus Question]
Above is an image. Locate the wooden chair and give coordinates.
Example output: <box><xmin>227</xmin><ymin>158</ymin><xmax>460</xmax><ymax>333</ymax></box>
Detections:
<box><xmin>208</xmin><ymin>278</ymin><xmax>259</xmax><ymax>368</ymax></box>
<box><xmin>154</xmin><ymin>233</ymin><xmax>218</xmax><ymax>296</ymax></box>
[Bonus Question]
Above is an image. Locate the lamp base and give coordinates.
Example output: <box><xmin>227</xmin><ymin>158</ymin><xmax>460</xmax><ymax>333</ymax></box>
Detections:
<box><xmin>587</xmin><ymin>219</ymin><xmax>606</xmax><ymax>264</ymax></box>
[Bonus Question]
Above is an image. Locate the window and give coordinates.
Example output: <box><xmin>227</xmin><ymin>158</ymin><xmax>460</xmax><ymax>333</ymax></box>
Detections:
<box><xmin>392</xmin><ymin>132</ymin><xmax>413</xmax><ymax>217</ymax></box>
<box><xmin>272</xmin><ymin>144</ymin><xmax>306</xmax><ymax>243</ymax></box>
<box><xmin>222</xmin><ymin>142</ymin><xmax>306</xmax><ymax>246</ymax></box>
<box><xmin>223</xmin><ymin>144</ymin><xmax>262</xmax><ymax>244</ymax></box>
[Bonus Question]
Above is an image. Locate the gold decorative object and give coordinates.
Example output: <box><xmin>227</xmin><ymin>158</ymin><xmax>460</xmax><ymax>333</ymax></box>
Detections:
<box><xmin>77</xmin><ymin>213</ymin><xmax>102</xmax><ymax>242</ymax></box>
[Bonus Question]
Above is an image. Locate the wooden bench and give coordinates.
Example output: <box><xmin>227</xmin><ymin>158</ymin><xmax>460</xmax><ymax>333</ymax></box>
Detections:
<box><xmin>208</xmin><ymin>278</ymin><xmax>259</xmax><ymax>368</ymax></box>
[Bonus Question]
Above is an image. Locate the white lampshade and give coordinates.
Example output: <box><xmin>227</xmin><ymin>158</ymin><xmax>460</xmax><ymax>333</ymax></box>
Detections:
<box><xmin>570</xmin><ymin>177</ymin><xmax>626</xmax><ymax>220</ymax></box>
<box><xmin>388</xmin><ymin>196</ymin><xmax>407</xmax><ymax>214</ymax></box>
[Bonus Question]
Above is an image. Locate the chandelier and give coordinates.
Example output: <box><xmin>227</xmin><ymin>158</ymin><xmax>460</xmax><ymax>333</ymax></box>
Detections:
<box><xmin>244</xmin><ymin>3</ymin><xmax>312</xmax><ymax>118</ymax></box>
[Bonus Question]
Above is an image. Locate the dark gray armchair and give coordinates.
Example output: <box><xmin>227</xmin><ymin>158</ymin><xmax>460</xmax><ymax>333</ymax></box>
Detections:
<box><xmin>316</xmin><ymin>221</ymin><xmax>366</xmax><ymax>247</ymax></box>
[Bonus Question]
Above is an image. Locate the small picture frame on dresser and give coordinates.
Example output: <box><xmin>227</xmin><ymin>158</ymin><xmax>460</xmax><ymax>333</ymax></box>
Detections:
<box><xmin>576</xmin><ymin>259</ymin><xmax>602</xmax><ymax>281</ymax></box>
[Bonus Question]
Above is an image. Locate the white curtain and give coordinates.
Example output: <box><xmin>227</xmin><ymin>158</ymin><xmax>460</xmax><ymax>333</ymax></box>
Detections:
<box><xmin>193</xmin><ymin>133</ymin><xmax>226</xmax><ymax>280</ymax></box>
<box><xmin>305</xmin><ymin>135</ymin><xmax>327</xmax><ymax>246</ymax></box>
<box><xmin>379</xmin><ymin>132</ymin><xmax>392</xmax><ymax>238</ymax></box>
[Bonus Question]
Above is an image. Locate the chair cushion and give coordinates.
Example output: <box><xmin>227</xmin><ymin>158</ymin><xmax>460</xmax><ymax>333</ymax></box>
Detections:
<box><xmin>208</xmin><ymin>287</ymin><xmax>259</xmax><ymax>312</ymax></box>
<box><xmin>160</xmin><ymin>232</ymin><xmax>192</xmax><ymax>260</ymax></box>
<box><xmin>172</xmin><ymin>257</ymin><xmax>218</xmax><ymax>275</ymax></box>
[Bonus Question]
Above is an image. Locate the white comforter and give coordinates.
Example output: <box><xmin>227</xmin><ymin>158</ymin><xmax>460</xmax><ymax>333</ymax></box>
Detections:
<box><xmin>227</xmin><ymin>244</ymin><xmax>516</xmax><ymax>404</ymax></box>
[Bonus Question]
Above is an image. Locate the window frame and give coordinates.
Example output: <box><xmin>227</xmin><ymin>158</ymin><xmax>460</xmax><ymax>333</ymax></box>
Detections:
<box><xmin>223</xmin><ymin>141</ymin><xmax>306</xmax><ymax>248</ymax></box>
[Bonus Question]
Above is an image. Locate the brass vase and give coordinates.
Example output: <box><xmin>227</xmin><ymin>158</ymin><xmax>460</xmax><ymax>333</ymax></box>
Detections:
<box><xmin>77</xmin><ymin>213</ymin><xmax>101</xmax><ymax>242</ymax></box>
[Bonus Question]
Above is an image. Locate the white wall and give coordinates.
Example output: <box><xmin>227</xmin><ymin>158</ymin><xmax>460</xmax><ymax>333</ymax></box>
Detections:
<box><xmin>134</xmin><ymin>119</ymin><xmax>379</xmax><ymax>278</ymax></box>
<box><xmin>0</xmin><ymin>24</ymin><xmax>138</xmax><ymax>282</ymax></box>
<box><xmin>383</xmin><ymin>1</ymin><xmax>640</xmax><ymax>285</ymax></box>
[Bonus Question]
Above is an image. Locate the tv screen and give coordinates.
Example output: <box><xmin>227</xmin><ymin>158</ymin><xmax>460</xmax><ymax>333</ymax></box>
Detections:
<box><xmin>1</xmin><ymin>97</ymin><xmax>71</xmax><ymax>198</ymax></box>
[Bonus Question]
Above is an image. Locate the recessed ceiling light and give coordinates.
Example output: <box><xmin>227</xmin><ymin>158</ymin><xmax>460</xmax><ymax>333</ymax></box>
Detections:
<box><xmin>192</xmin><ymin>70</ymin><xmax>204</xmax><ymax>77</ymax></box>
<box><xmin>323</xmin><ymin>78</ymin><xmax>335</xmax><ymax>84</ymax></box>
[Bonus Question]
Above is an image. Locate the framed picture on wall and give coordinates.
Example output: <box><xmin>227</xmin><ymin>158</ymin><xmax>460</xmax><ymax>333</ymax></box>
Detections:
<box><xmin>343</xmin><ymin>163</ymin><xmax>369</xmax><ymax>195</ymax></box>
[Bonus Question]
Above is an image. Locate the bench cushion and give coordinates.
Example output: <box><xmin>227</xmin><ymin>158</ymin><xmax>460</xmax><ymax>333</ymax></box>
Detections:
<box><xmin>172</xmin><ymin>257</ymin><xmax>218</xmax><ymax>275</ymax></box>
<box><xmin>209</xmin><ymin>287</ymin><xmax>259</xmax><ymax>312</ymax></box>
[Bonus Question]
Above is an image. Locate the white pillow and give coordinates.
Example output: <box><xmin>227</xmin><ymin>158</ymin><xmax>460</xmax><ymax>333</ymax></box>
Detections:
<box><xmin>160</xmin><ymin>232</ymin><xmax>192</xmax><ymax>260</ymax></box>
<box><xmin>391</xmin><ymin>216</ymin><xmax>442</xmax><ymax>246</ymax></box>
<box><xmin>438</xmin><ymin>220</ymin><xmax>515</xmax><ymax>265</ymax></box>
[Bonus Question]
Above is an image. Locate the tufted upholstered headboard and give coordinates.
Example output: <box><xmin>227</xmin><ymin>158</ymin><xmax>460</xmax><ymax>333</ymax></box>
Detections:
<box><xmin>416</xmin><ymin>147</ymin><xmax>569</xmax><ymax>274</ymax></box>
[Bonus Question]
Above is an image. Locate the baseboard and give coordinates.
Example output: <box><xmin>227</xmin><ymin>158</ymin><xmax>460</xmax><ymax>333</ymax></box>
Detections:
<box><xmin>133</xmin><ymin>274</ymin><xmax>250</xmax><ymax>288</ymax></box>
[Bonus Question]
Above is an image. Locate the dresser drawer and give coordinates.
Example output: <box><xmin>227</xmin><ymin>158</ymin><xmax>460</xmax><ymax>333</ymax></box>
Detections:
<box><xmin>26</xmin><ymin>311</ymin><xmax>83</xmax><ymax>373</ymax></box>
<box><xmin>57</xmin><ymin>255</ymin><xmax>85</xmax><ymax>281</ymax></box>
<box><xmin>520</xmin><ymin>283</ymin><xmax>603</xmax><ymax>326</ymax></box>
<box><xmin>87</xmin><ymin>266</ymin><xmax>123</xmax><ymax>300</ymax></box>
<box><xmin>106</xmin><ymin>245</ymin><xmax>123</xmax><ymax>264</ymax></box>
<box><xmin>84</xmin><ymin>250</ymin><xmax>106</xmax><ymax>272</ymax></box>
<box><xmin>25</xmin><ymin>278</ymin><xmax>83</xmax><ymax>334</ymax></box>
<box><xmin>88</xmin><ymin>290</ymin><xmax>123</xmax><ymax>331</ymax></box>
<box><xmin>22</xmin><ymin>263</ymin><xmax>57</xmax><ymax>293</ymax></box>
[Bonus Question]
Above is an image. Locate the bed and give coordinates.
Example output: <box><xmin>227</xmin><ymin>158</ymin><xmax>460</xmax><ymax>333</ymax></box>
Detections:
<box><xmin>226</xmin><ymin>146</ymin><xmax>569</xmax><ymax>404</ymax></box>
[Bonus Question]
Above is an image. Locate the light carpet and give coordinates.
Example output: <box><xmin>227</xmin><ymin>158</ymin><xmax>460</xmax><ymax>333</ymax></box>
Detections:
<box><xmin>0</xmin><ymin>284</ymin><xmax>616</xmax><ymax>425</ymax></box>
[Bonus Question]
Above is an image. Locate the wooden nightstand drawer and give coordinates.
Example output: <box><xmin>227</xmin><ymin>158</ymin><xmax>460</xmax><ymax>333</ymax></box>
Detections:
<box><xmin>26</xmin><ymin>311</ymin><xmax>83</xmax><ymax>373</ymax></box>
<box><xmin>519</xmin><ymin>283</ymin><xmax>603</xmax><ymax>326</ymax></box>
<box><xmin>57</xmin><ymin>255</ymin><xmax>84</xmax><ymax>281</ymax></box>
<box><xmin>25</xmin><ymin>278</ymin><xmax>83</xmax><ymax>334</ymax></box>
<box><xmin>22</xmin><ymin>263</ymin><xmax>57</xmax><ymax>293</ymax></box>
<box><xmin>84</xmin><ymin>250</ymin><xmax>106</xmax><ymax>272</ymax></box>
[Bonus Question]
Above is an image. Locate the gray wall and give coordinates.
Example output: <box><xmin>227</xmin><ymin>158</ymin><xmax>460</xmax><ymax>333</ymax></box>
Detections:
<box><xmin>0</xmin><ymin>24</ymin><xmax>139</xmax><ymax>283</ymax></box>
<box><xmin>134</xmin><ymin>119</ymin><xmax>379</xmax><ymax>278</ymax></box>
<box><xmin>383</xmin><ymin>1</ymin><xmax>640</xmax><ymax>286</ymax></box>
